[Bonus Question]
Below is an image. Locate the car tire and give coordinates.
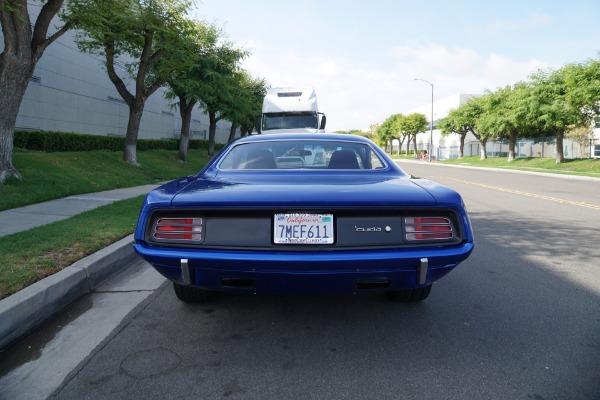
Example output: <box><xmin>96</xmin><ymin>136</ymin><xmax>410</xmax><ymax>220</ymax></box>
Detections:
<box><xmin>386</xmin><ymin>284</ymin><xmax>432</xmax><ymax>302</ymax></box>
<box><xmin>172</xmin><ymin>282</ymin><xmax>219</xmax><ymax>303</ymax></box>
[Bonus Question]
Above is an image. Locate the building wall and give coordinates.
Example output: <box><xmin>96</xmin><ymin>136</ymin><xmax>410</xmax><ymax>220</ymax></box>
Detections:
<box><xmin>0</xmin><ymin>4</ymin><xmax>235</xmax><ymax>143</ymax></box>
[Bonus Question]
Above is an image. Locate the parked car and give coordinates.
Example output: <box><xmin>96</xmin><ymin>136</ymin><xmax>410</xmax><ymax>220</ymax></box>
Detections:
<box><xmin>134</xmin><ymin>133</ymin><xmax>474</xmax><ymax>303</ymax></box>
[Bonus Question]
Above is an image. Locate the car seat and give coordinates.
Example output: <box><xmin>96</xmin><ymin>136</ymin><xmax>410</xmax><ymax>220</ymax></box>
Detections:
<box><xmin>328</xmin><ymin>150</ymin><xmax>360</xmax><ymax>169</ymax></box>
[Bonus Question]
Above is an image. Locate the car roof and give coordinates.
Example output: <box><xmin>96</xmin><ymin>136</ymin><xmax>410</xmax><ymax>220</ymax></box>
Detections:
<box><xmin>235</xmin><ymin>133</ymin><xmax>374</xmax><ymax>144</ymax></box>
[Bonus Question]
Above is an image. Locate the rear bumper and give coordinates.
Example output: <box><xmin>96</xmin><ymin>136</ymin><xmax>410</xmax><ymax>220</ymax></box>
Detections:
<box><xmin>134</xmin><ymin>242</ymin><xmax>474</xmax><ymax>294</ymax></box>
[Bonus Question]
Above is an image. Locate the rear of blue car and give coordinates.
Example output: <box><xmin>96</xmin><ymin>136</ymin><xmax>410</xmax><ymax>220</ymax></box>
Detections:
<box><xmin>134</xmin><ymin>133</ymin><xmax>474</xmax><ymax>303</ymax></box>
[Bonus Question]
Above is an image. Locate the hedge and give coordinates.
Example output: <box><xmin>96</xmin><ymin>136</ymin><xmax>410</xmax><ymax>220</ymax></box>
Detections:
<box><xmin>14</xmin><ymin>130</ymin><xmax>225</xmax><ymax>152</ymax></box>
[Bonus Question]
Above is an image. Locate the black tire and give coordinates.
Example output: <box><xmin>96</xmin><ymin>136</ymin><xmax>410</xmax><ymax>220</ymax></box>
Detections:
<box><xmin>386</xmin><ymin>284</ymin><xmax>432</xmax><ymax>302</ymax></box>
<box><xmin>172</xmin><ymin>282</ymin><xmax>219</xmax><ymax>303</ymax></box>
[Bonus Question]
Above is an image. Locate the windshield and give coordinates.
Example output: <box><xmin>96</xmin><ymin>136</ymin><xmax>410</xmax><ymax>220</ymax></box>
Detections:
<box><xmin>218</xmin><ymin>140</ymin><xmax>387</xmax><ymax>170</ymax></box>
<box><xmin>262</xmin><ymin>112</ymin><xmax>318</xmax><ymax>131</ymax></box>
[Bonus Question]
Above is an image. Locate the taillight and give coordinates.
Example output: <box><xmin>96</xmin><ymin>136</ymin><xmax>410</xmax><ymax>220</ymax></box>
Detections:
<box><xmin>404</xmin><ymin>217</ymin><xmax>454</xmax><ymax>241</ymax></box>
<box><xmin>152</xmin><ymin>217</ymin><xmax>203</xmax><ymax>242</ymax></box>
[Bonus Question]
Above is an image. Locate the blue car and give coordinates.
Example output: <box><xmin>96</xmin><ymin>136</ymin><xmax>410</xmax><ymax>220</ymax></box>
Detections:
<box><xmin>134</xmin><ymin>133</ymin><xmax>474</xmax><ymax>303</ymax></box>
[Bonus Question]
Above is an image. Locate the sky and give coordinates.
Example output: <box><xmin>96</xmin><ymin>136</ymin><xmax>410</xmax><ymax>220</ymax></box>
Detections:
<box><xmin>191</xmin><ymin>1</ymin><xmax>600</xmax><ymax>132</ymax></box>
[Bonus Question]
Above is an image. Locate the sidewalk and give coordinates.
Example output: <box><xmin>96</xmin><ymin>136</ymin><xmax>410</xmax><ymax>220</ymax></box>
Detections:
<box><xmin>0</xmin><ymin>183</ymin><xmax>161</xmax><ymax>350</ymax></box>
<box><xmin>0</xmin><ymin>184</ymin><xmax>160</xmax><ymax>238</ymax></box>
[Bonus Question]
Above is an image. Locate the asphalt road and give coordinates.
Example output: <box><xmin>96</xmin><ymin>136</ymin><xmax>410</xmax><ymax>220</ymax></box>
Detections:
<box><xmin>2</xmin><ymin>163</ymin><xmax>600</xmax><ymax>400</ymax></box>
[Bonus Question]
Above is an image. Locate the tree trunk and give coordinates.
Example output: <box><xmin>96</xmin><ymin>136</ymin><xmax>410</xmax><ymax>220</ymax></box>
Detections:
<box><xmin>479</xmin><ymin>138</ymin><xmax>488</xmax><ymax>160</ymax></box>
<box><xmin>208</xmin><ymin>111</ymin><xmax>218</xmax><ymax>158</ymax></box>
<box><xmin>0</xmin><ymin>53</ymin><xmax>30</xmax><ymax>182</ymax></box>
<box><xmin>105</xmin><ymin>31</ymin><xmax>165</xmax><ymax>167</ymax></box>
<box><xmin>555</xmin><ymin>129</ymin><xmax>565</xmax><ymax>163</ymax></box>
<box><xmin>507</xmin><ymin>130</ymin><xmax>517</xmax><ymax>162</ymax></box>
<box><xmin>177</xmin><ymin>97</ymin><xmax>196</xmax><ymax>162</ymax></box>
<box><xmin>228</xmin><ymin>123</ymin><xmax>237</xmax><ymax>143</ymax></box>
<box><xmin>406</xmin><ymin>135</ymin><xmax>412</xmax><ymax>157</ymax></box>
<box><xmin>123</xmin><ymin>103</ymin><xmax>144</xmax><ymax>166</ymax></box>
<box><xmin>470</xmin><ymin>129</ymin><xmax>488</xmax><ymax>160</ymax></box>
<box><xmin>413</xmin><ymin>135</ymin><xmax>419</xmax><ymax>158</ymax></box>
<box><xmin>459</xmin><ymin>133</ymin><xmax>466</xmax><ymax>158</ymax></box>
<box><xmin>0</xmin><ymin>0</ymin><xmax>69</xmax><ymax>183</ymax></box>
<box><xmin>398</xmin><ymin>138</ymin><xmax>405</xmax><ymax>155</ymax></box>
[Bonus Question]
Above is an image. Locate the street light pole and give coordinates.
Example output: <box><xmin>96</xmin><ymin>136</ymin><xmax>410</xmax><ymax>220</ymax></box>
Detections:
<box><xmin>413</xmin><ymin>78</ymin><xmax>433</xmax><ymax>162</ymax></box>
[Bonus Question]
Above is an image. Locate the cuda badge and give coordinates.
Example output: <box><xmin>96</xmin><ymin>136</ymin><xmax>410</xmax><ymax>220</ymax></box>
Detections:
<box><xmin>355</xmin><ymin>226</ymin><xmax>392</xmax><ymax>232</ymax></box>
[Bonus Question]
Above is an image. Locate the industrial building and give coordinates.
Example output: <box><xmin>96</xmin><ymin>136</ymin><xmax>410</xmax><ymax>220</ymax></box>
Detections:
<box><xmin>1</xmin><ymin>10</ymin><xmax>235</xmax><ymax>144</ymax></box>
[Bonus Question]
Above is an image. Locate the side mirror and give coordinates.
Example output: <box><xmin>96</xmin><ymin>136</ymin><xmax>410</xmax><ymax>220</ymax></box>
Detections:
<box><xmin>319</xmin><ymin>114</ymin><xmax>326</xmax><ymax>130</ymax></box>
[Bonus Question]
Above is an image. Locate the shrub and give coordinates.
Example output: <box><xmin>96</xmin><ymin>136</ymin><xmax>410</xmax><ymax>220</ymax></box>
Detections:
<box><xmin>14</xmin><ymin>130</ymin><xmax>224</xmax><ymax>152</ymax></box>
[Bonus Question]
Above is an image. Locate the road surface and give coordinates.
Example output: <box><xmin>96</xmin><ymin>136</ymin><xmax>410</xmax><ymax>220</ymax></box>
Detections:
<box><xmin>1</xmin><ymin>163</ymin><xmax>599</xmax><ymax>400</ymax></box>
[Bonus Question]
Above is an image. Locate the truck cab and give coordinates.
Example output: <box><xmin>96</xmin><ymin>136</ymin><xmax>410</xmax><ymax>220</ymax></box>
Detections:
<box><xmin>256</xmin><ymin>87</ymin><xmax>326</xmax><ymax>134</ymax></box>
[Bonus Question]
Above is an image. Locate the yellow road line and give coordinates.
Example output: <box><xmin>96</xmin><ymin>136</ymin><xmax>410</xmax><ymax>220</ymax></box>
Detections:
<box><xmin>432</xmin><ymin>176</ymin><xmax>600</xmax><ymax>211</ymax></box>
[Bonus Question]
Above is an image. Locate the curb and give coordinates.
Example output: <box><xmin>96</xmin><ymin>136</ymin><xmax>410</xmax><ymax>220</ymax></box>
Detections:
<box><xmin>394</xmin><ymin>159</ymin><xmax>600</xmax><ymax>182</ymax></box>
<box><xmin>0</xmin><ymin>235</ymin><xmax>137</xmax><ymax>350</ymax></box>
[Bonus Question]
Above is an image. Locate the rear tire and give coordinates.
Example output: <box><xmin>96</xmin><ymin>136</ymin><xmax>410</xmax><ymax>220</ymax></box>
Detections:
<box><xmin>386</xmin><ymin>284</ymin><xmax>432</xmax><ymax>302</ymax></box>
<box><xmin>172</xmin><ymin>282</ymin><xmax>219</xmax><ymax>303</ymax></box>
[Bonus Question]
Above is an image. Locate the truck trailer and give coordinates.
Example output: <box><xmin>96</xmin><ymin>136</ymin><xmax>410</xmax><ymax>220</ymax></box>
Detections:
<box><xmin>256</xmin><ymin>87</ymin><xmax>326</xmax><ymax>134</ymax></box>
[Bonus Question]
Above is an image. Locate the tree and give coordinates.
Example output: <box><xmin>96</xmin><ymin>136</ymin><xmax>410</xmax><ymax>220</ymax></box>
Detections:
<box><xmin>562</xmin><ymin>57</ymin><xmax>600</xmax><ymax>125</ymax></box>
<box><xmin>223</xmin><ymin>71</ymin><xmax>268</xmax><ymax>142</ymax></box>
<box><xmin>0</xmin><ymin>0</ymin><xmax>73</xmax><ymax>183</ymax></box>
<box><xmin>567</xmin><ymin>124</ymin><xmax>594</xmax><ymax>158</ymax></box>
<box><xmin>367</xmin><ymin>123</ymin><xmax>379</xmax><ymax>142</ymax></box>
<box><xmin>401</xmin><ymin>113</ymin><xmax>428</xmax><ymax>157</ymax></box>
<box><xmin>437</xmin><ymin>110</ymin><xmax>469</xmax><ymax>158</ymax></box>
<box><xmin>192</xmin><ymin>40</ymin><xmax>247</xmax><ymax>157</ymax></box>
<box><xmin>164</xmin><ymin>21</ymin><xmax>220</xmax><ymax>162</ymax></box>
<box><xmin>238</xmin><ymin>75</ymin><xmax>268</xmax><ymax>137</ymax></box>
<box><xmin>392</xmin><ymin>116</ymin><xmax>409</xmax><ymax>155</ymax></box>
<box><xmin>377</xmin><ymin>114</ymin><xmax>401</xmax><ymax>153</ymax></box>
<box><xmin>448</xmin><ymin>97</ymin><xmax>489</xmax><ymax>160</ymax></box>
<box><xmin>478</xmin><ymin>84</ymin><xmax>531</xmax><ymax>162</ymax></box>
<box><xmin>71</xmin><ymin>0</ymin><xmax>194</xmax><ymax>166</ymax></box>
<box><xmin>525</xmin><ymin>68</ymin><xmax>581</xmax><ymax>163</ymax></box>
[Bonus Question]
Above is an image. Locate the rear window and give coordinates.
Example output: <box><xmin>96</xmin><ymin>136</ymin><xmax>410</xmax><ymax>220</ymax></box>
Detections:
<box><xmin>218</xmin><ymin>140</ymin><xmax>386</xmax><ymax>171</ymax></box>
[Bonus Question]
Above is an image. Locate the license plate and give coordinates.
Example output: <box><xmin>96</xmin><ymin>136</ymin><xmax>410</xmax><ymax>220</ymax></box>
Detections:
<box><xmin>274</xmin><ymin>213</ymin><xmax>334</xmax><ymax>244</ymax></box>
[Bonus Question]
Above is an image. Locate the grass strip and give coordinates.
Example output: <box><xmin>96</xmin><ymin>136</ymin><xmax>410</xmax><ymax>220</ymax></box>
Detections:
<box><xmin>442</xmin><ymin>157</ymin><xmax>600</xmax><ymax>178</ymax></box>
<box><xmin>0</xmin><ymin>149</ymin><xmax>209</xmax><ymax>211</ymax></box>
<box><xmin>394</xmin><ymin>155</ymin><xmax>600</xmax><ymax>178</ymax></box>
<box><xmin>0</xmin><ymin>196</ymin><xmax>145</xmax><ymax>300</ymax></box>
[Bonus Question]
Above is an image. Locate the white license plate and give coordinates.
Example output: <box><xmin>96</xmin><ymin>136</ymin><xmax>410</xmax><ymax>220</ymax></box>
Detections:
<box><xmin>274</xmin><ymin>213</ymin><xmax>334</xmax><ymax>244</ymax></box>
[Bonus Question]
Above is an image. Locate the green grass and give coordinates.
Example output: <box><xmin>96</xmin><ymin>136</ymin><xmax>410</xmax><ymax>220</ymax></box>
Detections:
<box><xmin>0</xmin><ymin>149</ymin><xmax>210</xmax><ymax>211</ymax></box>
<box><xmin>0</xmin><ymin>196</ymin><xmax>144</xmax><ymax>299</ymax></box>
<box><xmin>438</xmin><ymin>156</ymin><xmax>600</xmax><ymax>178</ymax></box>
<box><xmin>0</xmin><ymin>148</ymin><xmax>210</xmax><ymax>299</ymax></box>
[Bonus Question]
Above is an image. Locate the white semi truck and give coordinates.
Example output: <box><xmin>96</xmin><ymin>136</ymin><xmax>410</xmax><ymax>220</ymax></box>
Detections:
<box><xmin>255</xmin><ymin>87</ymin><xmax>326</xmax><ymax>134</ymax></box>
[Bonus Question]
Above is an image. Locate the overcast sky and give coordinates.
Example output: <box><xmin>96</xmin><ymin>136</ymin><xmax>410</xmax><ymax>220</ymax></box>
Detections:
<box><xmin>191</xmin><ymin>1</ymin><xmax>600</xmax><ymax>132</ymax></box>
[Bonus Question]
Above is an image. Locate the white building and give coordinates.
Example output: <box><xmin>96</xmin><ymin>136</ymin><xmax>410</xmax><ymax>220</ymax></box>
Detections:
<box><xmin>0</xmin><ymin>7</ymin><xmax>234</xmax><ymax>143</ymax></box>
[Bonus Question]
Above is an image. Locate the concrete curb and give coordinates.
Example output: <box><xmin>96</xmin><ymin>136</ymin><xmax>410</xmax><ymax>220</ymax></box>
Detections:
<box><xmin>394</xmin><ymin>159</ymin><xmax>600</xmax><ymax>182</ymax></box>
<box><xmin>0</xmin><ymin>235</ymin><xmax>137</xmax><ymax>350</ymax></box>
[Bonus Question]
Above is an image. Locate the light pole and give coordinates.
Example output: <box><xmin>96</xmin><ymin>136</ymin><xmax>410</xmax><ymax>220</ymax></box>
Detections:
<box><xmin>413</xmin><ymin>78</ymin><xmax>433</xmax><ymax>162</ymax></box>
